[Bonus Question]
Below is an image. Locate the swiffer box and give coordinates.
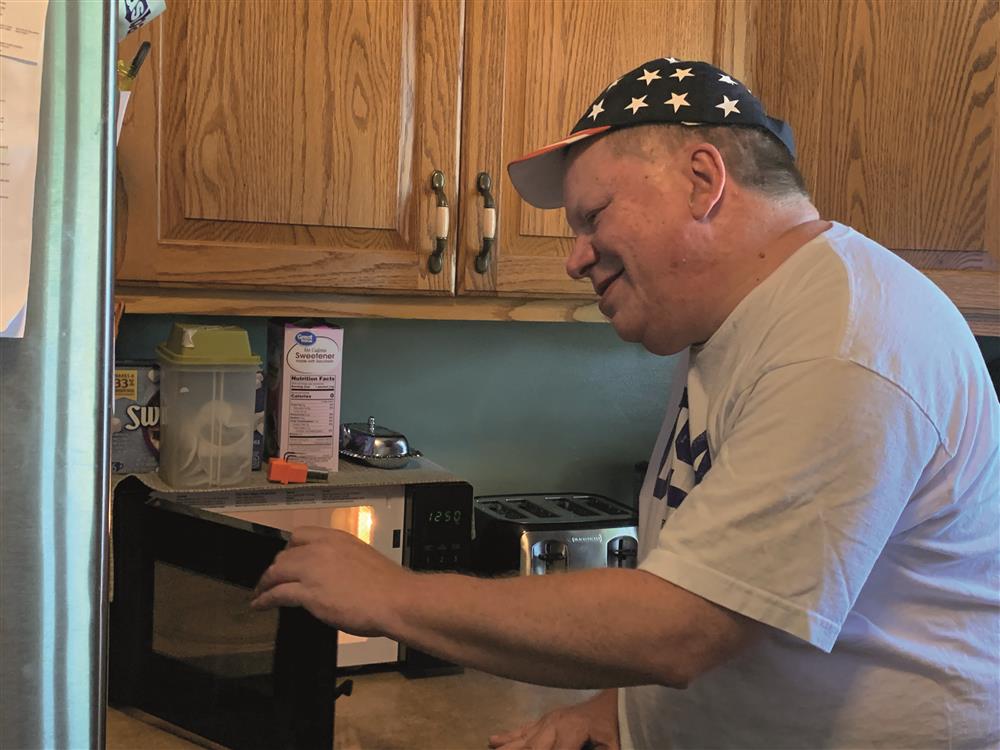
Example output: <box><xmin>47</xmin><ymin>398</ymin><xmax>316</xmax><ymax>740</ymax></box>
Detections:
<box><xmin>266</xmin><ymin>320</ymin><xmax>343</xmax><ymax>471</ymax></box>
<box><xmin>112</xmin><ymin>361</ymin><xmax>161</xmax><ymax>474</ymax></box>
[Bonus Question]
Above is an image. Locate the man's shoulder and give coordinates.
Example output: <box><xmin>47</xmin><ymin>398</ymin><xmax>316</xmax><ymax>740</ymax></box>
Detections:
<box><xmin>817</xmin><ymin>225</ymin><xmax>980</xmax><ymax>375</ymax></box>
<box><xmin>759</xmin><ymin>224</ymin><xmax>991</xmax><ymax>454</ymax></box>
<box><xmin>753</xmin><ymin>223</ymin><xmax>975</xmax><ymax>366</ymax></box>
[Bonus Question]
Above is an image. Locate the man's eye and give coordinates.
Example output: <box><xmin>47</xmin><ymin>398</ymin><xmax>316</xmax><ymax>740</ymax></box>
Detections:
<box><xmin>586</xmin><ymin>209</ymin><xmax>601</xmax><ymax>227</ymax></box>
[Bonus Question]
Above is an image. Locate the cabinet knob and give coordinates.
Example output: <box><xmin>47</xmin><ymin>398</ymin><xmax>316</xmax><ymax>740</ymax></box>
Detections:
<box><xmin>429</xmin><ymin>170</ymin><xmax>448</xmax><ymax>275</ymax></box>
<box><xmin>474</xmin><ymin>172</ymin><xmax>496</xmax><ymax>274</ymax></box>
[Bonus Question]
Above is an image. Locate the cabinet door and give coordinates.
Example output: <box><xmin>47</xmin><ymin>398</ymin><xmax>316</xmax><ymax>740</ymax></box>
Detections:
<box><xmin>458</xmin><ymin>0</ymin><xmax>720</xmax><ymax>297</ymax></box>
<box><xmin>733</xmin><ymin>0</ymin><xmax>999</xmax><ymax>334</ymax></box>
<box><xmin>116</xmin><ymin>0</ymin><xmax>463</xmax><ymax>294</ymax></box>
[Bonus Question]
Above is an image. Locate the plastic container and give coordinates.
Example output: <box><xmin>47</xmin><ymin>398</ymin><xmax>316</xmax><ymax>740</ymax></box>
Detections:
<box><xmin>156</xmin><ymin>324</ymin><xmax>261</xmax><ymax>488</ymax></box>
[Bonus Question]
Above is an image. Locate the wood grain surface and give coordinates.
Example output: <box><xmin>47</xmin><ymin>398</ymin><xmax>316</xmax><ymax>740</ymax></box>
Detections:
<box><xmin>115</xmin><ymin>0</ymin><xmax>998</xmax><ymax>331</ymax></box>
<box><xmin>460</xmin><ymin>0</ymin><xmax>719</xmax><ymax>297</ymax></box>
<box><xmin>115</xmin><ymin>285</ymin><xmax>606</xmax><ymax>323</ymax></box>
<box><xmin>183</xmin><ymin>1</ymin><xmax>403</xmax><ymax>230</ymax></box>
<box><xmin>735</xmin><ymin>0</ymin><xmax>999</xmax><ymax>332</ymax></box>
<box><xmin>740</xmin><ymin>0</ymin><xmax>998</xmax><ymax>255</ymax></box>
<box><xmin>116</xmin><ymin>0</ymin><xmax>462</xmax><ymax>293</ymax></box>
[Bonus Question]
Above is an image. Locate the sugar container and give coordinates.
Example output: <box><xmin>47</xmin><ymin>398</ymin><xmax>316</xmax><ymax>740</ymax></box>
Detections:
<box><xmin>156</xmin><ymin>324</ymin><xmax>261</xmax><ymax>488</ymax></box>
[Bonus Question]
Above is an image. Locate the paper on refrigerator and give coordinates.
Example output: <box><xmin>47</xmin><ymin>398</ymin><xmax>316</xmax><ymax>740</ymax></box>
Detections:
<box><xmin>0</xmin><ymin>0</ymin><xmax>48</xmax><ymax>338</ymax></box>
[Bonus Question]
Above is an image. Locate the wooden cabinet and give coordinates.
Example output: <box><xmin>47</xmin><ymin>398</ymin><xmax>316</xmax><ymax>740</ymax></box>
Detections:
<box><xmin>116</xmin><ymin>0</ymin><xmax>723</xmax><ymax>315</ymax></box>
<box><xmin>458</xmin><ymin>0</ymin><xmax>720</xmax><ymax>297</ymax></box>
<box><xmin>728</xmin><ymin>0</ymin><xmax>999</xmax><ymax>334</ymax></box>
<box><xmin>116</xmin><ymin>0</ymin><xmax>463</xmax><ymax>294</ymax></box>
<box><xmin>117</xmin><ymin>0</ymin><xmax>998</xmax><ymax>333</ymax></box>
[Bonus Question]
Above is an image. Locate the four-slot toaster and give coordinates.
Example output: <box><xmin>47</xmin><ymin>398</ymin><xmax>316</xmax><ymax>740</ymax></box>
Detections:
<box><xmin>473</xmin><ymin>493</ymin><xmax>638</xmax><ymax>576</ymax></box>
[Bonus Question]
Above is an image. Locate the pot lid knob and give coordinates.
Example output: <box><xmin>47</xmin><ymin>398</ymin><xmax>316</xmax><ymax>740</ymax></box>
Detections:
<box><xmin>368</xmin><ymin>416</ymin><xmax>376</xmax><ymax>434</ymax></box>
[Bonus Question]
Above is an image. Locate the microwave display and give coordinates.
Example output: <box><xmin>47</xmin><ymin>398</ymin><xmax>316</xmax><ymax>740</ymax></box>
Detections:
<box><xmin>426</xmin><ymin>508</ymin><xmax>463</xmax><ymax>525</ymax></box>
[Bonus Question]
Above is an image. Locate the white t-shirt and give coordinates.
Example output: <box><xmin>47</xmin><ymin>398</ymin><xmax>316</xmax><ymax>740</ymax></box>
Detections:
<box><xmin>620</xmin><ymin>223</ymin><xmax>1000</xmax><ymax>749</ymax></box>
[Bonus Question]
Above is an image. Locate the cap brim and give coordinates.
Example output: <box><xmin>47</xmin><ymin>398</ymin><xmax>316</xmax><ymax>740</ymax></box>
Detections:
<box><xmin>507</xmin><ymin>126</ymin><xmax>611</xmax><ymax>209</ymax></box>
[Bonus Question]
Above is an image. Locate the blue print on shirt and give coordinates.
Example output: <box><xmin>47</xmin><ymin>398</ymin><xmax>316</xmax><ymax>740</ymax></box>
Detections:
<box><xmin>652</xmin><ymin>387</ymin><xmax>712</xmax><ymax>509</ymax></box>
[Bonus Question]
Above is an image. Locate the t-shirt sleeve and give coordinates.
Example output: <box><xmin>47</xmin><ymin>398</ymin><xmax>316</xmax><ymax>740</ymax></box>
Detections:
<box><xmin>640</xmin><ymin>358</ymin><xmax>941</xmax><ymax>651</ymax></box>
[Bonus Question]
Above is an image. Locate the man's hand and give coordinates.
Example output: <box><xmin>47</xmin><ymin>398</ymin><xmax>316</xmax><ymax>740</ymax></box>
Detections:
<box><xmin>251</xmin><ymin>526</ymin><xmax>412</xmax><ymax>636</ymax></box>
<box><xmin>488</xmin><ymin>689</ymin><xmax>619</xmax><ymax>750</ymax></box>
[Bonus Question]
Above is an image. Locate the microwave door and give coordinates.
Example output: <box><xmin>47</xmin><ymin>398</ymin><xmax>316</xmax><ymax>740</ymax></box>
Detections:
<box><xmin>217</xmin><ymin>491</ymin><xmax>406</xmax><ymax>668</ymax></box>
<box><xmin>109</xmin><ymin>477</ymin><xmax>338</xmax><ymax>750</ymax></box>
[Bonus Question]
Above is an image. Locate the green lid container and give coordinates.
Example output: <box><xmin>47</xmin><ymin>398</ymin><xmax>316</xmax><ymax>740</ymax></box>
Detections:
<box><xmin>155</xmin><ymin>323</ymin><xmax>261</xmax><ymax>366</ymax></box>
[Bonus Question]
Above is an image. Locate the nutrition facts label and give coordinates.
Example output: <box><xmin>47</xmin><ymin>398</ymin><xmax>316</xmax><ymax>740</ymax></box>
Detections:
<box><xmin>287</xmin><ymin>374</ymin><xmax>338</xmax><ymax>452</ymax></box>
<box><xmin>272</xmin><ymin>325</ymin><xmax>343</xmax><ymax>470</ymax></box>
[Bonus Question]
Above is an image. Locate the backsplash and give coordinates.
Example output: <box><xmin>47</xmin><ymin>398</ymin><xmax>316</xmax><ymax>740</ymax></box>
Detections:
<box><xmin>115</xmin><ymin>315</ymin><xmax>679</xmax><ymax>505</ymax></box>
<box><xmin>116</xmin><ymin>315</ymin><xmax>1000</xmax><ymax>504</ymax></box>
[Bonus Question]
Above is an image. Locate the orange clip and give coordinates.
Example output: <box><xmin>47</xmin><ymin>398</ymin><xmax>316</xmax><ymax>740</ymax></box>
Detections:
<box><xmin>267</xmin><ymin>458</ymin><xmax>309</xmax><ymax>484</ymax></box>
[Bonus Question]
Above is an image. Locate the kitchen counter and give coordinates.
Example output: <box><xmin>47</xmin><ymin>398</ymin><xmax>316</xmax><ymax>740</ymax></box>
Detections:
<box><xmin>108</xmin><ymin>668</ymin><xmax>595</xmax><ymax>749</ymax></box>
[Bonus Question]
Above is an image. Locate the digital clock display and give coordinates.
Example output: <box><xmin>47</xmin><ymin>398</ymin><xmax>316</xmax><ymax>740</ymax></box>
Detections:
<box><xmin>426</xmin><ymin>509</ymin><xmax>462</xmax><ymax>525</ymax></box>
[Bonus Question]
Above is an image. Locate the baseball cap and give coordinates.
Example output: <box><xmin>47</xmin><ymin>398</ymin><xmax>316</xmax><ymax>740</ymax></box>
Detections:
<box><xmin>507</xmin><ymin>58</ymin><xmax>796</xmax><ymax>209</ymax></box>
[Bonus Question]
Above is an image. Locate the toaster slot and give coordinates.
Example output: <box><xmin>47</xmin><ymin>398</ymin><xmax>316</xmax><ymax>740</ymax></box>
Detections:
<box><xmin>513</xmin><ymin>499</ymin><xmax>558</xmax><ymax>518</ymax></box>
<box><xmin>584</xmin><ymin>497</ymin><xmax>627</xmax><ymax>516</ymax></box>
<box><xmin>483</xmin><ymin>501</ymin><xmax>527</xmax><ymax>520</ymax></box>
<box><xmin>551</xmin><ymin>498</ymin><xmax>597</xmax><ymax>517</ymax></box>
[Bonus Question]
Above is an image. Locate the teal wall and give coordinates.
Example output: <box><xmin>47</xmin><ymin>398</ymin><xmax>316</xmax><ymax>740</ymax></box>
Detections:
<box><xmin>116</xmin><ymin>314</ymin><xmax>1000</xmax><ymax>506</ymax></box>
<box><xmin>116</xmin><ymin>315</ymin><xmax>680</xmax><ymax>505</ymax></box>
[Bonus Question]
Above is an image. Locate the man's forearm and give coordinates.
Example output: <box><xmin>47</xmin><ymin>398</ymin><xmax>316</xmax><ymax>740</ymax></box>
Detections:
<box><xmin>383</xmin><ymin>567</ymin><xmax>701</xmax><ymax>689</ymax></box>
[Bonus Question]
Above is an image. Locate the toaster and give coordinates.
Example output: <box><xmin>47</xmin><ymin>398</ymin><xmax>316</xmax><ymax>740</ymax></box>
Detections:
<box><xmin>473</xmin><ymin>493</ymin><xmax>638</xmax><ymax>575</ymax></box>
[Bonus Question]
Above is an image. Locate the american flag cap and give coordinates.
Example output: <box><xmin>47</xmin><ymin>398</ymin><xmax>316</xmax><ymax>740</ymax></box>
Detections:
<box><xmin>508</xmin><ymin>58</ymin><xmax>796</xmax><ymax>209</ymax></box>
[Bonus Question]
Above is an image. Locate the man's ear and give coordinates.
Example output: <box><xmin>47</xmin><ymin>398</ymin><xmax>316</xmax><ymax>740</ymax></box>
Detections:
<box><xmin>687</xmin><ymin>143</ymin><xmax>726</xmax><ymax>221</ymax></box>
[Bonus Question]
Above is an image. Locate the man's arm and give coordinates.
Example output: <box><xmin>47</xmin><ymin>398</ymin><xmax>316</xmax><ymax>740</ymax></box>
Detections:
<box><xmin>388</xmin><ymin>567</ymin><xmax>754</xmax><ymax>688</ymax></box>
<box><xmin>252</xmin><ymin>527</ymin><xmax>757</xmax><ymax>689</ymax></box>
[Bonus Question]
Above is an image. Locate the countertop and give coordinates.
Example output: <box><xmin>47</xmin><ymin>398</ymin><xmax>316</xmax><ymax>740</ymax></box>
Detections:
<box><xmin>108</xmin><ymin>668</ymin><xmax>595</xmax><ymax>750</ymax></box>
<box><xmin>124</xmin><ymin>457</ymin><xmax>464</xmax><ymax>502</ymax></box>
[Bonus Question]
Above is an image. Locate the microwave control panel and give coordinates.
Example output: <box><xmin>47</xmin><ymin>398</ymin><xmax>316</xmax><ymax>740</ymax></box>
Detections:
<box><xmin>404</xmin><ymin>481</ymin><xmax>473</xmax><ymax>572</ymax></box>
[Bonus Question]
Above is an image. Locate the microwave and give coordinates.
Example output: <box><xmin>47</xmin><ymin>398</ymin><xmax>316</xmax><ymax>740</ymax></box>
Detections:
<box><xmin>109</xmin><ymin>464</ymin><xmax>473</xmax><ymax>750</ymax></box>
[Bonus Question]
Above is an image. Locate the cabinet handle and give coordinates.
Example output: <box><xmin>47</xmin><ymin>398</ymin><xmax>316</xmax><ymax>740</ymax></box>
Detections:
<box><xmin>429</xmin><ymin>170</ymin><xmax>448</xmax><ymax>275</ymax></box>
<box><xmin>474</xmin><ymin>172</ymin><xmax>496</xmax><ymax>274</ymax></box>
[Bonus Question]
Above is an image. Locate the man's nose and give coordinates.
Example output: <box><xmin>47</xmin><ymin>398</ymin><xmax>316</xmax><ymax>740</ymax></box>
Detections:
<box><xmin>566</xmin><ymin>234</ymin><xmax>597</xmax><ymax>280</ymax></box>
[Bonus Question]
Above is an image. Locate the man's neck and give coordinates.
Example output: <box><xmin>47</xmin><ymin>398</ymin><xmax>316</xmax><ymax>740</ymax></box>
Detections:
<box><xmin>699</xmin><ymin>200</ymin><xmax>830</xmax><ymax>343</ymax></box>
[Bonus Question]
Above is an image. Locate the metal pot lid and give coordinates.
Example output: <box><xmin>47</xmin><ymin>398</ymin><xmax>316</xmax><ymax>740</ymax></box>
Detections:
<box><xmin>340</xmin><ymin>416</ymin><xmax>416</xmax><ymax>459</ymax></box>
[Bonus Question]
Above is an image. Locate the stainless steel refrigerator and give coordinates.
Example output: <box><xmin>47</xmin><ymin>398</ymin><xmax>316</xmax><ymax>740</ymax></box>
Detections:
<box><xmin>1</xmin><ymin>2</ymin><xmax>116</xmax><ymax>747</ymax></box>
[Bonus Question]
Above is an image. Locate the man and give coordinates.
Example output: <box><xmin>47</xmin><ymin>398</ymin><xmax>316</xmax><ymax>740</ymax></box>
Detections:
<box><xmin>253</xmin><ymin>60</ymin><xmax>999</xmax><ymax>749</ymax></box>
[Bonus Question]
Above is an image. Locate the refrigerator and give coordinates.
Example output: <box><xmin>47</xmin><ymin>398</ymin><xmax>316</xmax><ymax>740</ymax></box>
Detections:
<box><xmin>0</xmin><ymin>1</ymin><xmax>116</xmax><ymax>748</ymax></box>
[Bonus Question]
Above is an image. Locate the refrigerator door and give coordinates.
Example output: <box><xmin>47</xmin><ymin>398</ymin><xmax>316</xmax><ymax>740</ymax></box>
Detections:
<box><xmin>0</xmin><ymin>2</ymin><xmax>116</xmax><ymax>748</ymax></box>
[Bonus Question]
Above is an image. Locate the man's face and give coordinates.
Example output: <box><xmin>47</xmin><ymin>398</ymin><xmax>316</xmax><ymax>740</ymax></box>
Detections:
<box><xmin>562</xmin><ymin>135</ymin><xmax>715</xmax><ymax>355</ymax></box>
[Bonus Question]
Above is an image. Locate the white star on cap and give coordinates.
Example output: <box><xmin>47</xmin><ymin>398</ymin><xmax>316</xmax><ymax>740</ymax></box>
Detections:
<box><xmin>716</xmin><ymin>95</ymin><xmax>740</xmax><ymax>117</ymax></box>
<box><xmin>625</xmin><ymin>95</ymin><xmax>649</xmax><ymax>115</ymax></box>
<box><xmin>664</xmin><ymin>91</ymin><xmax>690</xmax><ymax>113</ymax></box>
<box><xmin>665</xmin><ymin>57</ymin><xmax>680</xmax><ymax>63</ymax></box>
<box><xmin>587</xmin><ymin>99</ymin><xmax>605</xmax><ymax>121</ymax></box>
<box><xmin>637</xmin><ymin>68</ymin><xmax>662</xmax><ymax>86</ymax></box>
<box><xmin>718</xmin><ymin>74</ymin><xmax>738</xmax><ymax>85</ymax></box>
<box><xmin>670</xmin><ymin>67</ymin><xmax>694</xmax><ymax>81</ymax></box>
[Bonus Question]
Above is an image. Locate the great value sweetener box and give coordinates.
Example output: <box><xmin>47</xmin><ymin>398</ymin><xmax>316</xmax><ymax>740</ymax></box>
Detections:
<box><xmin>266</xmin><ymin>320</ymin><xmax>344</xmax><ymax>471</ymax></box>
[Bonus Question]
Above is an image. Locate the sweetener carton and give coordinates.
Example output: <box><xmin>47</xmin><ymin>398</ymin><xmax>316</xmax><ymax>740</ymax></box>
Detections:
<box><xmin>266</xmin><ymin>320</ymin><xmax>344</xmax><ymax>471</ymax></box>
